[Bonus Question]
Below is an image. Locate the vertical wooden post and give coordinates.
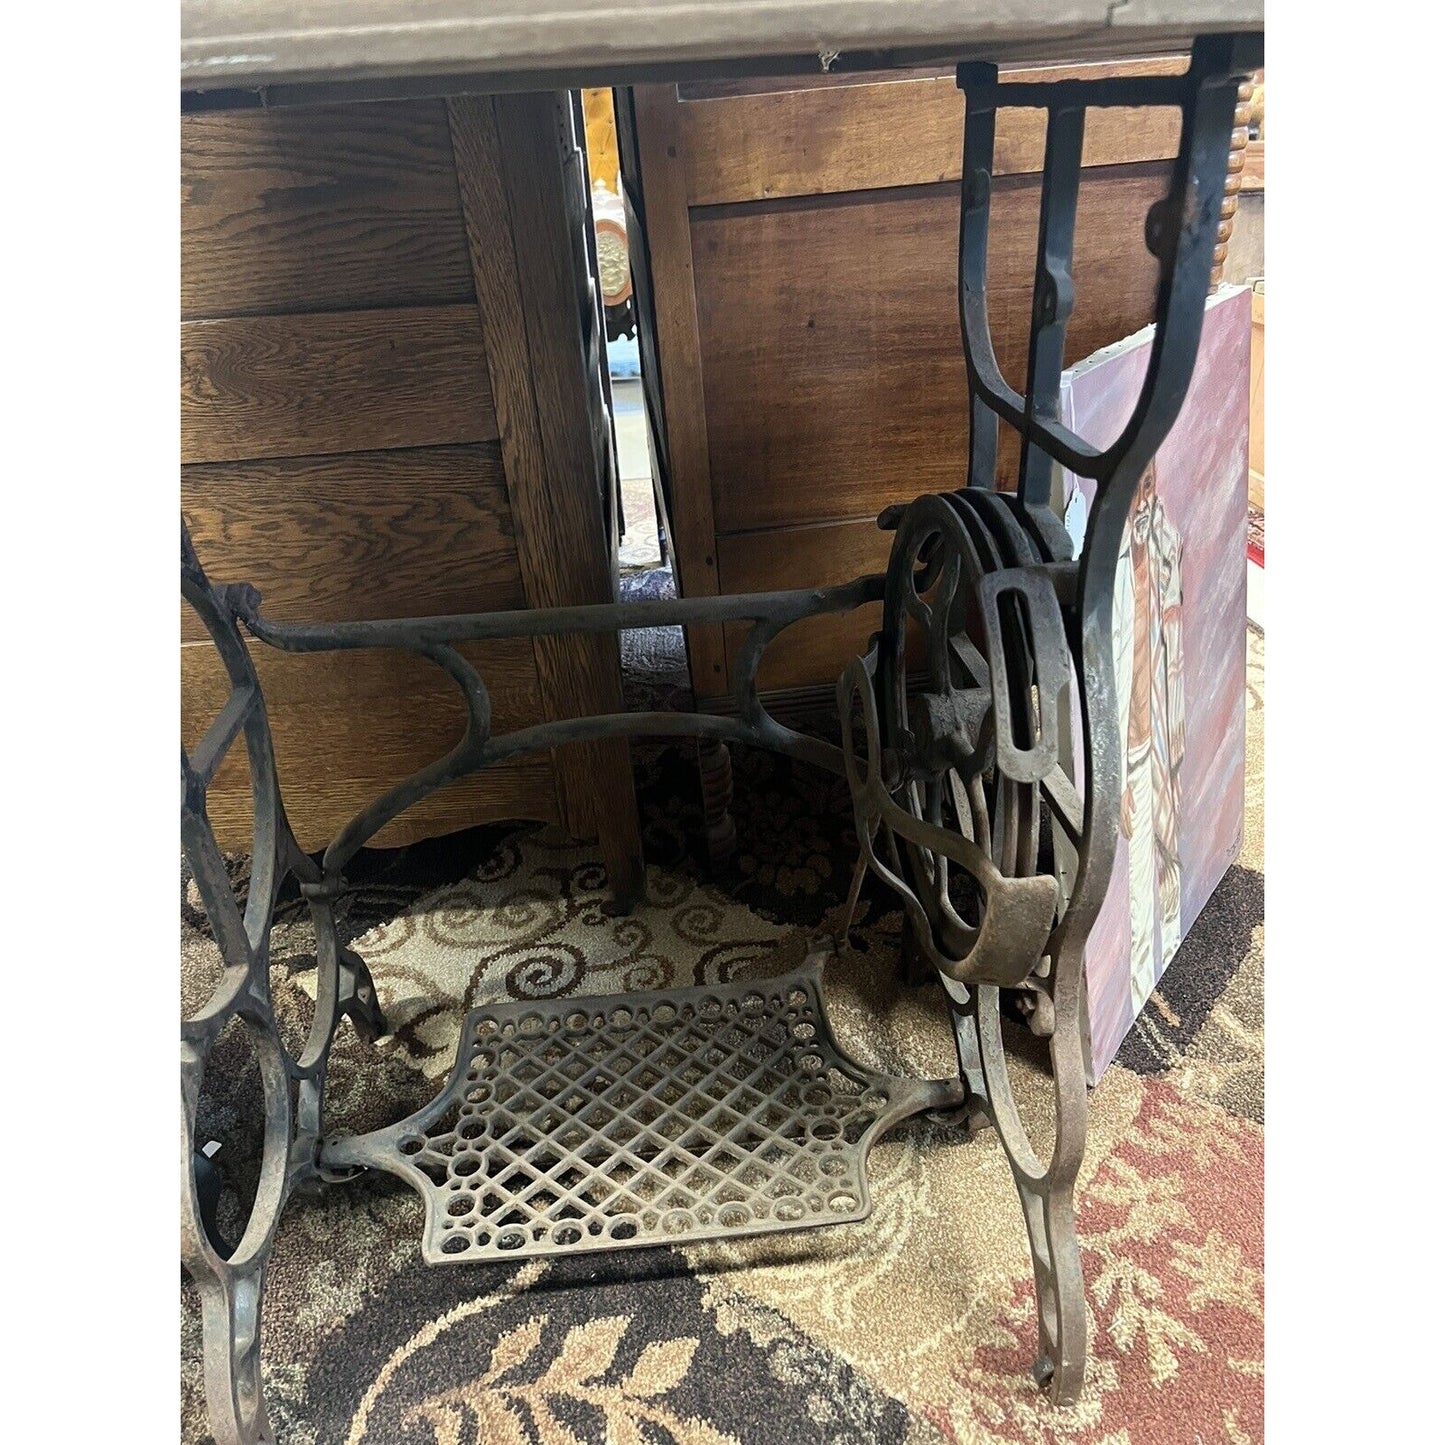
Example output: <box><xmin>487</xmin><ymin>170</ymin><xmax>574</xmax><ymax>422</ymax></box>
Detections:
<box><xmin>627</xmin><ymin>84</ymin><xmax>730</xmax><ymax>698</ymax></box>
<box><xmin>449</xmin><ymin>91</ymin><xmax>645</xmax><ymax>909</ymax></box>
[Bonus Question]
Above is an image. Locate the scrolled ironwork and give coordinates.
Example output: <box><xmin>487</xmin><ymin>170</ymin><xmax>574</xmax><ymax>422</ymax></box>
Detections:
<box><xmin>181</xmin><ymin>538</ymin><xmax>390</xmax><ymax>1445</ymax></box>
<box><xmin>180</xmin><ymin>32</ymin><xmax>1261</xmax><ymax>1439</ymax></box>
<box><xmin>858</xmin><ymin>33</ymin><xmax>1260</xmax><ymax>1402</ymax></box>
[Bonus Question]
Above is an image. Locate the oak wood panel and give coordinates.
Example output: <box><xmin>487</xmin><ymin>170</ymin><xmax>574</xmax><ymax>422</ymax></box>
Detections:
<box><xmin>713</xmin><ymin>519</ymin><xmax>929</xmax><ymax>699</ymax></box>
<box><xmin>679</xmin><ymin>59</ymin><xmax>1184</xmax><ymax>207</ymax></box>
<box><xmin>181</xmin><ymin>444</ymin><xmax>521</xmax><ymax>642</ymax></box>
<box><xmin>181</xmin><ymin>101</ymin><xmax>474</xmax><ymax>318</ymax></box>
<box><xmin>449</xmin><ymin>92</ymin><xmax>644</xmax><ymax>901</ymax></box>
<box><xmin>182</xmin><ymin>637</ymin><xmax>556</xmax><ymax>852</ymax></box>
<box><xmin>694</xmin><ymin>165</ymin><xmax>1170</xmax><ymax>534</ymax></box>
<box><xmin>629</xmin><ymin>84</ymin><xmax>729</xmax><ymax>694</ymax></box>
<box><xmin>716</xmin><ymin>518</ymin><xmax>896</xmax><ymax>695</ymax></box>
<box><xmin>180</xmin><ymin>306</ymin><xmax>498</xmax><ymax>463</ymax></box>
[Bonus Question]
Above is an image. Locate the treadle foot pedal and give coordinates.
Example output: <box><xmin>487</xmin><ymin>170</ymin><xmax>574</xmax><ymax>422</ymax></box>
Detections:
<box><xmin>322</xmin><ymin>949</ymin><xmax>965</xmax><ymax>1262</ymax></box>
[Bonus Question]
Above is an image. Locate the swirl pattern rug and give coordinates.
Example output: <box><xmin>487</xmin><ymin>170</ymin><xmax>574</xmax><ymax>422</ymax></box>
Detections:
<box><xmin>181</xmin><ymin>628</ymin><xmax>1264</xmax><ymax>1445</ymax></box>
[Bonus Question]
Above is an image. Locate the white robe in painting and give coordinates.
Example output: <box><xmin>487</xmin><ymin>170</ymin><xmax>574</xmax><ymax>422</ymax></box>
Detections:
<box><xmin>1112</xmin><ymin>464</ymin><xmax>1186</xmax><ymax>1015</ymax></box>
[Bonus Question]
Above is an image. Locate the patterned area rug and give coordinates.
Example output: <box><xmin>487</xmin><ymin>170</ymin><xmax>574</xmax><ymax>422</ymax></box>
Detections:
<box><xmin>181</xmin><ymin>630</ymin><xmax>1263</xmax><ymax>1445</ymax></box>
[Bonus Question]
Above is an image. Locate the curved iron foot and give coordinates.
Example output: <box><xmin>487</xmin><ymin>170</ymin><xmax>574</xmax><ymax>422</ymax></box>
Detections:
<box><xmin>339</xmin><ymin>948</ymin><xmax>389</xmax><ymax>1044</ymax></box>
<box><xmin>852</xmin><ymin>480</ymin><xmax>1092</xmax><ymax>1401</ymax></box>
<box><xmin>943</xmin><ymin>973</ymin><xmax>1089</xmax><ymax>1404</ymax></box>
<box><xmin>193</xmin><ymin>1255</ymin><xmax>276</xmax><ymax>1445</ymax></box>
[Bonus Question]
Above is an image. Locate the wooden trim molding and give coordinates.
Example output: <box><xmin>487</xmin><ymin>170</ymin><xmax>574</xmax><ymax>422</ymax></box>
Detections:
<box><xmin>629</xmin><ymin>83</ymin><xmax>730</xmax><ymax>696</ymax></box>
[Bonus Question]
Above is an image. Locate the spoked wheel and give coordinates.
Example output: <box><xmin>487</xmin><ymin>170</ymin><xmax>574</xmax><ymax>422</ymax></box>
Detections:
<box><xmin>874</xmin><ymin>491</ymin><xmax>1063</xmax><ymax>984</ymax></box>
<box><xmin>867</xmin><ymin>489</ymin><xmax>1092</xmax><ymax>1403</ymax></box>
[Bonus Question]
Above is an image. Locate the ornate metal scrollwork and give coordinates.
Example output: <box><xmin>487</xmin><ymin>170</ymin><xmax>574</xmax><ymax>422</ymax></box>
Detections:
<box><xmin>181</xmin><ymin>536</ymin><xmax>389</xmax><ymax>1445</ymax></box>
<box><xmin>180</xmin><ymin>32</ymin><xmax>1261</xmax><ymax>1440</ymax></box>
<box><xmin>838</xmin><ymin>490</ymin><xmax>1090</xmax><ymax>1396</ymax></box>
<box><xmin>831</xmin><ymin>33</ymin><xmax>1262</xmax><ymax>1401</ymax></box>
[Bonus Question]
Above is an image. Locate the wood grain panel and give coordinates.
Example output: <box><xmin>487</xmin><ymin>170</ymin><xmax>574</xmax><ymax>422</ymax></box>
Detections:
<box><xmin>450</xmin><ymin>92</ymin><xmax>644</xmax><ymax>902</ymax></box>
<box><xmin>182</xmin><ymin>637</ymin><xmax>556</xmax><ymax>852</ymax></box>
<box><xmin>181</xmin><ymin>101</ymin><xmax>474</xmax><ymax>318</ymax></box>
<box><xmin>694</xmin><ymin>165</ymin><xmax>1170</xmax><ymax>534</ymax></box>
<box><xmin>181</xmin><ymin>444</ymin><xmax>521</xmax><ymax>641</ymax></box>
<box><xmin>714</xmin><ymin>518</ymin><xmax>935</xmax><ymax>698</ymax></box>
<box><xmin>716</xmin><ymin>519</ymin><xmax>892</xmax><ymax>695</ymax></box>
<box><xmin>681</xmin><ymin>60</ymin><xmax>1183</xmax><ymax>206</ymax></box>
<box><xmin>180</xmin><ymin>306</ymin><xmax>497</xmax><ymax>463</ymax></box>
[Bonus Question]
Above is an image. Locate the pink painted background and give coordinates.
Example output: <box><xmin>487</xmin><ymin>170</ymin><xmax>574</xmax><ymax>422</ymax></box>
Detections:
<box><xmin>1062</xmin><ymin>286</ymin><xmax>1250</xmax><ymax>1080</ymax></box>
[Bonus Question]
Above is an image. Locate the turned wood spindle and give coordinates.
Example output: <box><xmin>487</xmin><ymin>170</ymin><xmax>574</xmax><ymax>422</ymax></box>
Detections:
<box><xmin>698</xmin><ymin>738</ymin><xmax>737</xmax><ymax>866</ymax></box>
<box><xmin>1211</xmin><ymin>73</ymin><xmax>1259</xmax><ymax>291</ymax></box>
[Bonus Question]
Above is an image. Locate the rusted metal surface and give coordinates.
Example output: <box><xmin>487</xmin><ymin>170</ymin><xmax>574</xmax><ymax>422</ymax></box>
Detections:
<box><xmin>180</xmin><ymin>33</ymin><xmax>1260</xmax><ymax>1441</ymax></box>
<box><xmin>321</xmin><ymin>953</ymin><xmax>964</xmax><ymax>1261</ymax></box>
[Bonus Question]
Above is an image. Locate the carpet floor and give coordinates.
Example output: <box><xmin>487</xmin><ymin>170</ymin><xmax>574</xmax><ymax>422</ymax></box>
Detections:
<box><xmin>181</xmin><ymin>628</ymin><xmax>1263</xmax><ymax>1445</ymax></box>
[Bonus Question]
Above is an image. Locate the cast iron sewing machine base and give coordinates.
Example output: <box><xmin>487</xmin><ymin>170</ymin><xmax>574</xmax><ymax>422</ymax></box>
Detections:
<box><xmin>180</xmin><ymin>35</ymin><xmax>1260</xmax><ymax>1443</ymax></box>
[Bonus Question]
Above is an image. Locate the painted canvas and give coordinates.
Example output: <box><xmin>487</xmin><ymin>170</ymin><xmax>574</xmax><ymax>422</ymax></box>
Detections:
<box><xmin>1060</xmin><ymin>285</ymin><xmax>1251</xmax><ymax>1082</ymax></box>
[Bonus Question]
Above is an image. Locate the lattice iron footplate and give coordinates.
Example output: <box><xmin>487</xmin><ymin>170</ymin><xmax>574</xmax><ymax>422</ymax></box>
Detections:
<box><xmin>323</xmin><ymin>955</ymin><xmax>965</xmax><ymax>1263</ymax></box>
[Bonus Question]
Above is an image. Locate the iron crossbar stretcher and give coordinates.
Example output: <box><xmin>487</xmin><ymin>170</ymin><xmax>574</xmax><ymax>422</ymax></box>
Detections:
<box><xmin>180</xmin><ymin>34</ymin><xmax>1262</xmax><ymax>1443</ymax></box>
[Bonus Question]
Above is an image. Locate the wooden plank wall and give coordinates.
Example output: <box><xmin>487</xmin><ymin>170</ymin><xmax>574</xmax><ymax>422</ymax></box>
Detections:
<box><xmin>631</xmin><ymin>61</ymin><xmax>1186</xmax><ymax>701</ymax></box>
<box><xmin>182</xmin><ymin>96</ymin><xmax>641</xmax><ymax>885</ymax></box>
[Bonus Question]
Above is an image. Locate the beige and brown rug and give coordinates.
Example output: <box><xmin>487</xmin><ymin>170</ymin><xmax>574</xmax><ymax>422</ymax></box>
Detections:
<box><xmin>182</xmin><ymin>630</ymin><xmax>1263</xmax><ymax>1445</ymax></box>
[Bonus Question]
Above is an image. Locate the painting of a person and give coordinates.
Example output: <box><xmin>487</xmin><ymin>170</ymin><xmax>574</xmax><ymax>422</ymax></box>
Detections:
<box><xmin>1112</xmin><ymin>461</ymin><xmax>1186</xmax><ymax>1013</ymax></box>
